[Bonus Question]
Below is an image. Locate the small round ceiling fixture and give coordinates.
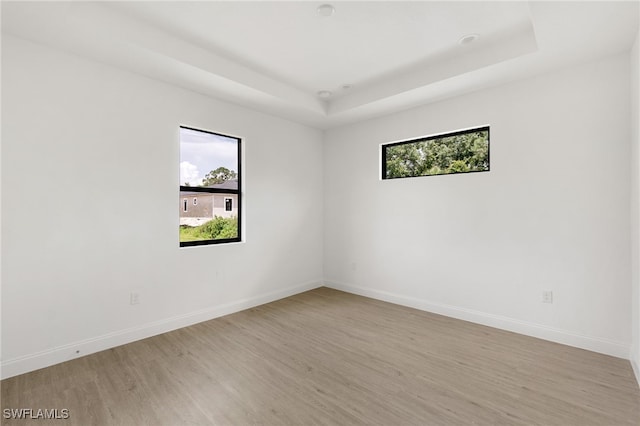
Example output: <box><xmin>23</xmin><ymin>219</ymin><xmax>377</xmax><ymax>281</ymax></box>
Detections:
<box><xmin>458</xmin><ymin>34</ymin><xmax>479</xmax><ymax>45</ymax></box>
<box><xmin>317</xmin><ymin>90</ymin><xmax>333</xmax><ymax>99</ymax></box>
<box><xmin>317</xmin><ymin>4</ymin><xmax>335</xmax><ymax>17</ymax></box>
<box><xmin>341</xmin><ymin>84</ymin><xmax>353</xmax><ymax>90</ymax></box>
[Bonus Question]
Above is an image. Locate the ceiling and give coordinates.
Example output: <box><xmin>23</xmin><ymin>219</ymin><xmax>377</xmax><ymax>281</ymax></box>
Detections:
<box><xmin>2</xmin><ymin>1</ymin><xmax>639</xmax><ymax>129</ymax></box>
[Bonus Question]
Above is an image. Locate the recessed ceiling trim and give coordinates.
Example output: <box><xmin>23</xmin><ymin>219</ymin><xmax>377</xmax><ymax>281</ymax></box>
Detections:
<box><xmin>2</xmin><ymin>1</ymin><xmax>327</xmax><ymax>116</ymax></box>
<box><xmin>329</xmin><ymin>23</ymin><xmax>539</xmax><ymax>116</ymax></box>
<box><xmin>2</xmin><ymin>1</ymin><xmax>638</xmax><ymax>130</ymax></box>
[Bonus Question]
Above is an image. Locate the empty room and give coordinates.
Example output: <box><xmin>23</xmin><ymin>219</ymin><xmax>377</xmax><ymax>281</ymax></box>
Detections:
<box><xmin>2</xmin><ymin>1</ymin><xmax>640</xmax><ymax>424</ymax></box>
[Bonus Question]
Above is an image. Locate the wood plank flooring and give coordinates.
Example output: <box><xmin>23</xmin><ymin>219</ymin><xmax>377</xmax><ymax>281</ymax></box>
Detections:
<box><xmin>2</xmin><ymin>287</ymin><xmax>639</xmax><ymax>425</ymax></box>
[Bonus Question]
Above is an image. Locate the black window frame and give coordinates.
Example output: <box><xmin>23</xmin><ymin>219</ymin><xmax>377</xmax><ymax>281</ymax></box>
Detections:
<box><xmin>381</xmin><ymin>126</ymin><xmax>490</xmax><ymax>180</ymax></box>
<box><xmin>179</xmin><ymin>126</ymin><xmax>242</xmax><ymax>247</ymax></box>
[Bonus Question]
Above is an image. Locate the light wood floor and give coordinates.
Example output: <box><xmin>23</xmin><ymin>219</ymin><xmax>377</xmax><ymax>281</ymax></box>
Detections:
<box><xmin>2</xmin><ymin>287</ymin><xmax>639</xmax><ymax>425</ymax></box>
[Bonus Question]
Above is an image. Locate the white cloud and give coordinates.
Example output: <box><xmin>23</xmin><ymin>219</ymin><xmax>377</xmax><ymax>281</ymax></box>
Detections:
<box><xmin>180</xmin><ymin>127</ymin><xmax>238</xmax><ymax>176</ymax></box>
<box><xmin>180</xmin><ymin>161</ymin><xmax>202</xmax><ymax>186</ymax></box>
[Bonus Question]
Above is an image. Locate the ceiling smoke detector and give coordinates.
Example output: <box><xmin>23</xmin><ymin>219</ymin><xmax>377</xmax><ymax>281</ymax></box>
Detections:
<box><xmin>458</xmin><ymin>34</ymin><xmax>479</xmax><ymax>45</ymax></box>
<box><xmin>317</xmin><ymin>4</ymin><xmax>335</xmax><ymax>17</ymax></box>
<box><xmin>317</xmin><ymin>90</ymin><xmax>332</xmax><ymax>99</ymax></box>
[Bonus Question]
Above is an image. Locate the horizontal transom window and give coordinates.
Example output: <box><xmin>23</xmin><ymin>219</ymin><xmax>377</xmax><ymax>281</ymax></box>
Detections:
<box><xmin>382</xmin><ymin>126</ymin><xmax>490</xmax><ymax>180</ymax></box>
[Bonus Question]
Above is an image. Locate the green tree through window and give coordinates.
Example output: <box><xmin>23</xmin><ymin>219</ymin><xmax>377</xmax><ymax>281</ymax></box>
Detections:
<box><xmin>179</xmin><ymin>126</ymin><xmax>241</xmax><ymax>246</ymax></box>
<box><xmin>383</xmin><ymin>127</ymin><xmax>489</xmax><ymax>179</ymax></box>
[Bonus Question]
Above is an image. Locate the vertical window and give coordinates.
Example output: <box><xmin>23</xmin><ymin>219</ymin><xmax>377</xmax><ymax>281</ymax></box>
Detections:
<box><xmin>382</xmin><ymin>126</ymin><xmax>489</xmax><ymax>179</ymax></box>
<box><xmin>179</xmin><ymin>126</ymin><xmax>242</xmax><ymax>246</ymax></box>
<box><xmin>183</xmin><ymin>199</ymin><xmax>188</xmax><ymax>212</ymax></box>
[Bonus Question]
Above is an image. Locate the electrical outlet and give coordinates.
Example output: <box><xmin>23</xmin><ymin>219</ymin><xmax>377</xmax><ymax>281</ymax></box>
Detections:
<box><xmin>130</xmin><ymin>292</ymin><xmax>140</xmax><ymax>305</ymax></box>
<box><xmin>542</xmin><ymin>291</ymin><xmax>553</xmax><ymax>304</ymax></box>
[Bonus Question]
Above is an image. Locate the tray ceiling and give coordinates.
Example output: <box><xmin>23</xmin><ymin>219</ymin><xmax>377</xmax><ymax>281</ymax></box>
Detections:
<box><xmin>2</xmin><ymin>1</ymin><xmax>638</xmax><ymax>129</ymax></box>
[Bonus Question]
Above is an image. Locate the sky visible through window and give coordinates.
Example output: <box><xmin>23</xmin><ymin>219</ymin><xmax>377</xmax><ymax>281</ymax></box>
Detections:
<box><xmin>179</xmin><ymin>127</ymin><xmax>238</xmax><ymax>187</ymax></box>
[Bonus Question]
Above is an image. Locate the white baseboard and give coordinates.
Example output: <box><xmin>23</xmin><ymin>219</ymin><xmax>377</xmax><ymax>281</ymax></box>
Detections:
<box><xmin>632</xmin><ymin>358</ymin><xmax>640</xmax><ymax>388</ymax></box>
<box><xmin>324</xmin><ymin>280</ymin><xmax>630</xmax><ymax>359</ymax></box>
<box><xmin>1</xmin><ymin>281</ymin><xmax>322</xmax><ymax>380</ymax></box>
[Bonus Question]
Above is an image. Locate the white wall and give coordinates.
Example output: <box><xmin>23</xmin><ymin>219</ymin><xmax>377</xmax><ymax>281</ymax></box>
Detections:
<box><xmin>324</xmin><ymin>53</ymin><xmax>632</xmax><ymax>358</ymax></box>
<box><xmin>631</xmin><ymin>28</ymin><xmax>640</xmax><ymax>381</ymax></box>
<box><xmin>0</xmin><ymin>35</ymin><xmax>324</xmax><ymax>379</ymax></box>
<box><xmin>1</xmin><ymin>32</ymin><xmax>636</xmax><ymax>380</ymax></box>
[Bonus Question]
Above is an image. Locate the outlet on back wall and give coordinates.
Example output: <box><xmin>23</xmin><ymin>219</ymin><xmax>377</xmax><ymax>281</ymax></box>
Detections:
<box><xmin>542</xmin><ymin>291</ymin><xmax>553</xmax><ymax>304</ymax></box>
<box><xmin>130</xmin><ymin>292</ymin><xmax>140</xmax><ymax>305</ymax></box>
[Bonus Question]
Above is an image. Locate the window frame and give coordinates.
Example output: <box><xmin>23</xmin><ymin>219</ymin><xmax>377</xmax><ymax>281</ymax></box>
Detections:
<box><xmin>179</xmin><ymin>126</ymin><xmax>242</xmax><ymax>247</ymax></box>
<box><xmin>381</xmin><ymin>125</ymin><xmax>490</xmax><ymax>180</ymax></box>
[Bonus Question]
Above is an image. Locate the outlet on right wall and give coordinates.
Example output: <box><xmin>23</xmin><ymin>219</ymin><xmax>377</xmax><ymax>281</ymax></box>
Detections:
<box><xmin>324</xmin><ymin>52</ymin><xmax>632</xmax><ymax>359</ymax></box>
